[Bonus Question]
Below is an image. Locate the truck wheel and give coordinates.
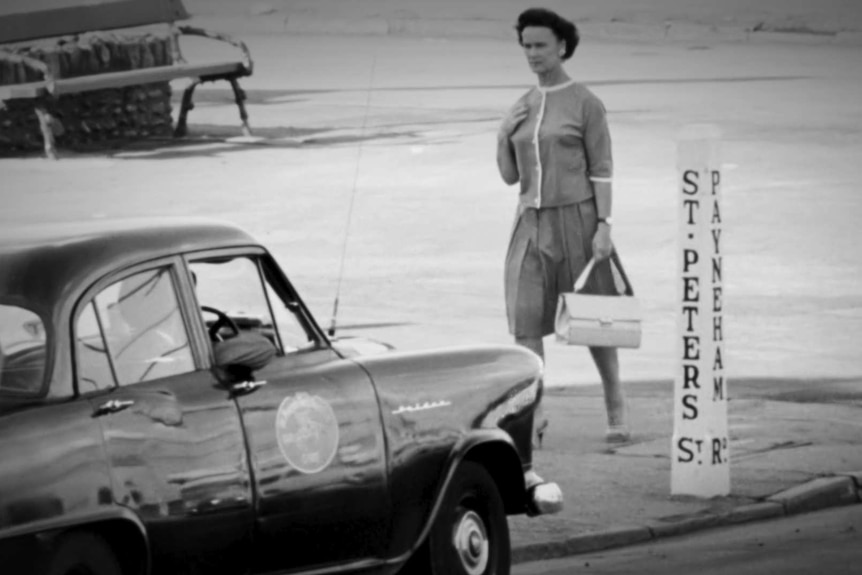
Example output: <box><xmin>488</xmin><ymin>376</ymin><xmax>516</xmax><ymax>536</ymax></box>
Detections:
<box><xmin>44</xmin><ymin>532</ymin><xmax>122</xmax><ymax>575</ymax></box>
<box><xmin>428</xmin><ymin>461</ymin><xmax>511</xmax><ymax>575</ymax></box>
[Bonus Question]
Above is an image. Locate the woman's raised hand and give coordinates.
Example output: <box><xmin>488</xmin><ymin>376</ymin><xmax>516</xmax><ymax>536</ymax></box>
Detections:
<box><xmin>498</xmin><ymin>101</ymin><xmax>529</xmax><ymax>140</ymax></box>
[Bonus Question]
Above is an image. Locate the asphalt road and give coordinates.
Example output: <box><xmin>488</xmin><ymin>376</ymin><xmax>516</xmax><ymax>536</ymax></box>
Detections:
<box><xmin>515</xmin><ymin>504</ymin><xmax>862</xmax><ymax>575</ymax></box>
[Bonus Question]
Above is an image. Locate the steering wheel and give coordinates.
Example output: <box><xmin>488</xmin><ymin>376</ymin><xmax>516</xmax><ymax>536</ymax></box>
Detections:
<box><xmin>201</xmin><ymin>305</ymin><xmax>241</xmax><ymax>342</ymax></box>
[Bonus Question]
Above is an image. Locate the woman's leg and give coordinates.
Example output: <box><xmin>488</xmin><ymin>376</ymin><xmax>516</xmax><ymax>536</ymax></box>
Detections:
<box><xmin>589</xmin><ymin>346</ymin><xmax>629</xmax><ymax>441</ymax></box>
<box><xmin>516</xmin><ymin>336</ymin><xmax>548</xmax><ymax>448</ymax></box>
<box><xmin>515</xmin><ymin>336</ymin><xmax>544</xmax><ymax>360</ymax></box>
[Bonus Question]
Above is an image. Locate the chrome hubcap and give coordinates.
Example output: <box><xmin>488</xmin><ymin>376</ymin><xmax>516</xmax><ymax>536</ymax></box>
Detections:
<box><xmin>453</xmin><ymin>510</ymin><xmax>489</xmax><ymax>575</ymax></box>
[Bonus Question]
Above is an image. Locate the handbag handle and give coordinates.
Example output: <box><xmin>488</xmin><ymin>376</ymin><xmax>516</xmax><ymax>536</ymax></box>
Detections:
<box><xmin>574</xmin><ymin>251</ymin><xmax>636</xmax><ymax>296</ymax></box>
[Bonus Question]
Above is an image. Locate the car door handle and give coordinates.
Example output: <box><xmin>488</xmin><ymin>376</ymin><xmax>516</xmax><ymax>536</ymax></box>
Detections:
<box><xmin>93</xmin><ymin>399</ymin><xmax>135</xmax><ymax>417</ymax></box>
<box><xmin>231</xmin><ymin>380</ymin><xmax>267</xmax><ymax>395</ymax></box>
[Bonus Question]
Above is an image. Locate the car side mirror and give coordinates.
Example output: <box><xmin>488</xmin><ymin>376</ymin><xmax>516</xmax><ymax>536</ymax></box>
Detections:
<box><xmin>212</xmin><ymin>332</ymin><xmax>277</xmax><ymax>380</ymax></box>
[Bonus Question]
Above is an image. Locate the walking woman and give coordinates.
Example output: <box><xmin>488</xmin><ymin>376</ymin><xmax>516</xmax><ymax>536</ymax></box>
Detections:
<box><xmin>497</xmin><ymin>7</ymin><xmax>629</xmax><ymax>443</ymax></box>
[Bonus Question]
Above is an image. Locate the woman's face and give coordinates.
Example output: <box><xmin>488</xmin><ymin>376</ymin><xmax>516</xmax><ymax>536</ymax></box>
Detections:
<box><xmin>520</xmin><ymin>26</ymin><xmax>564</xmax><ymax>75</ymax></box>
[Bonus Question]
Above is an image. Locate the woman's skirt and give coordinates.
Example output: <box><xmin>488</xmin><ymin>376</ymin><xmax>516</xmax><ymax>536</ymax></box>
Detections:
<box><xmin>504</xmin><ymin>198</ymin><xmax>617</xmax><ymax>338</ymax></box>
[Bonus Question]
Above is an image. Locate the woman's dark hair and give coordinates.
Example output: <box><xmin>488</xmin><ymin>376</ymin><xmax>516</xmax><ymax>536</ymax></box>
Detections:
<box><xmin>515</xmin><ymin>8</ymin><xmax>580</xmax><ymax>60</ymax></box>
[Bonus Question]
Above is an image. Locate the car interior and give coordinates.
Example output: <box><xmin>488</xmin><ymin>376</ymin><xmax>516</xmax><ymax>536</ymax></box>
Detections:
<box><xmin>0</xmin><ymin>306</ymin><xmax>47</xmax><ymax>394</ymax></box>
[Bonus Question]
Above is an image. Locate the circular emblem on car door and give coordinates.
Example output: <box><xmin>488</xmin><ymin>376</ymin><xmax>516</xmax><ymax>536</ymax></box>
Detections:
<box><xmin>275</xmin><ymin>392</ymin><xmax>340</xmax><ymax>474</ymax></box>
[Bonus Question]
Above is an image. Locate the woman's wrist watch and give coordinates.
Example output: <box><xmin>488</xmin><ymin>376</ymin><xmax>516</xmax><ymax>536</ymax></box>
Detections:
<box><xmin>598</xmin><ymin>217</ymin><xmax>613</xmax><ymax>226</ymax></box>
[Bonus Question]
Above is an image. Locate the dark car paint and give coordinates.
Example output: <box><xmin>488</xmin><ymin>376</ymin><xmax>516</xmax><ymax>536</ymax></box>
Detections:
<box><xmin>90</xmin><ymin>370</ymin><xmax>255</xmax><ymax>575</ymax></box>
<box><xmin>0</xmin><ymin>218</ymin><xmax>543</xmax><ymax>575</ymax></box>
<box><xmin>353</xmin><ymin>346</ymin><xmax>540</xmax><ymax>558</ymax></box>
<box><xmin>0</xmin><ymin>400</ymin><xmax>112</xmax><ymax>529</ymax></box>
<box><xmin>240</xmin><ymin>347</ymin><xmax>390</xmax><ymax>571</ymax></box>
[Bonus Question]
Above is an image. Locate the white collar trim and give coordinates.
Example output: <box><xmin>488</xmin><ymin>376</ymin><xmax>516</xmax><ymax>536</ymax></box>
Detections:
<box><xmin>537</xmin><ymin>79</ymin><xmax>575</xmax><ymax>93</ymax></box>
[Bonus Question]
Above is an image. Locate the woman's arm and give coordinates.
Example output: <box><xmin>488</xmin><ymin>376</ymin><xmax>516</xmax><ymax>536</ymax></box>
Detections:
<box><xmin>592</xmin><ymin>179</ymin><xmax>614</xmax><ymax>261</ymax></box>
<box><xmin>497</xmin><ymin>132</ymin><xmax>520</xmax><ymax>185</ymax></box>
<box><xmin>496</xmin><ymin>100</ymin><xmax>528</xmax><ymax>185</ymax></box>
<box><xmin>584</xmin><ymin>91</ymin><xmax>615</xmax><ymax>261</ymax></box>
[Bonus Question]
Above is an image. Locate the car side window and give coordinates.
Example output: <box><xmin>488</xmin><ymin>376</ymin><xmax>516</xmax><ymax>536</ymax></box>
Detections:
<box><xmin>190</xmin><ymin>256</ymin><xmax>313</xmax><ymax>354</ymax></box>
<box><xmin>0</xmin><ymin>304</ymin><xmax>47</xmax><ymax>394</ymax></box>
<box><xmin>75</xmin><ymin>267</ymin><xmax>195</xmax><ymax>389</ymax></box>
<box><xmin>75</xmin><ymin>301</ymin><xmax>114</xmax><ymax>393</ymax></box>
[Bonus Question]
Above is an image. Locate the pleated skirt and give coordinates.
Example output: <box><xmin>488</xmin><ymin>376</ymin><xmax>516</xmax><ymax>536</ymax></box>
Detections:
<box><xmin>504</xmin><ymin>198</ymin><xmax>617</xmax><ymax>338</ymax></box>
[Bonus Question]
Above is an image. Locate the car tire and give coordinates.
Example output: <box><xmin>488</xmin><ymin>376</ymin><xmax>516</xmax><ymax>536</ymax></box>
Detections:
<box><xmin>43</xmin><ymin>532</ymin><xmax>123</xmax><ymax>575</ymax></box>
<box><xmin>425</xmin><ymin>460</ymin><xmax>511</xmax><ymax>575</ymax></box>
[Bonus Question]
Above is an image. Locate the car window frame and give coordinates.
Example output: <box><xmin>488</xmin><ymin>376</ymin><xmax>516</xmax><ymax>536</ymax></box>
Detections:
<box><xmin>181</xmin><ymin>246</ymin><xmax>326</xmax><ymax>363</ymax></box>
<box><xmin>0</xmin><ymin>297</ymin><xmax>52</xmax><ymax>398</ymax></box>
<box><xmin>71</xmin><ymin>255</ymin><xmax>207</xmax><ymax>396</ymax></box>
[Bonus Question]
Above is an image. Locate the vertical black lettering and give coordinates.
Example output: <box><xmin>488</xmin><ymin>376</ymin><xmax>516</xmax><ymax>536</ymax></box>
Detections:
<box><xmin>712</xmin><ymin>256</ymin><xmax>722</xmax><ymax>283</ymax></box>
<box><xmin>683</xmin><ymin>336</ymin><xmax>701</xmax><ymax>360</ymax></box>
<box><xmin>713</xmin><ymin>286</ymin><xmax>722</xmax><ymax>312</ymax></box>
<box><xmin>683</xmin><ymin>364</ymin><xmax>700</xmax><ymax>389</ymax></box>
<box><xmin>682</xmin><ymin>395</ymin><xmax>699</xmax><ymax>420</ymax></box>
<box><xmin>711</xmin><ymin>438</ymin><xmax>723</xmax><ymax>464</ymax></box>
<box><xmin>682</xmin><ymin>306</ymin><xmax>699</xmax><ymax>332</ymax></box>
<box><xmin>677</xmin><ymin>437</ymin><xmax>695</xmax><ymax>462</ymax></box>
<box><xmin>711</xmin><ymin>170</ymin><xmax>721</xmax><ymax>194</ymax></box>
<box><xmin>682</xmin><ymin>170</ymin><xmax>699</xmax><ymax>194</ymax></box>
<box><xmin>711</xmin><ymin>199</ymin><xmax>722</xmax><ymax>223</ymax></box>
<box><xmin>713</xmin><ymin>375</ymin><xmax>725</xmax><ymax>400</ymax></box>
<box><xmin>683</xmin><ymin>249</ymin><xmax>699</xmax><ymax>273</ymax></box>
<box><xmin>683</xmin><ymin>277</ymin><xmax>700</xmax><ymax>302</ymax></box>
<box><xmin>711</xmin><ymin>228</ymin><xmax>721</xmax><ymax>253</ymax></box>
<box><xmin>713</xmin><ymin>346</ymin><xmax>724</xmax><ymax>371</ymax></box>
<box><xmin>713</xmin><ymin>315</ymin><xmax>723</xmax><ymax>342</ymax></box>
<box><xmin>683</xmin><ymin>199</ymin><xmax>700</xmax><ymax>225</ymax></box>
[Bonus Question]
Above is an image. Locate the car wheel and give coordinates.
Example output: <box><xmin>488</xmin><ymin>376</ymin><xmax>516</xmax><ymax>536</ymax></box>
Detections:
<box><xmin>427</xmin><ymin>461</ymin><xmax>511</xmax><ymax>575</ymax></box>
<box><xmin>43</xmin><ymin>532</ymin><xmax>123</xmax><ymax>575</ymax></box>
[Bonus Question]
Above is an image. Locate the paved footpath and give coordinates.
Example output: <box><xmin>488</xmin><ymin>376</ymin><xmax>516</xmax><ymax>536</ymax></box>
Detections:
<box><xmin>508</xmin><ymin>379</ymin><xmax>862</xmax><ymax>563</ymax></box>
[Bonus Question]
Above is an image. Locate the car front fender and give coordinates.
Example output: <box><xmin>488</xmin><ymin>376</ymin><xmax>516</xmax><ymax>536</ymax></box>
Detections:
<box><xmin>388</xmin><ymin>429</ymin><xmax>526</xmax><ymax>567</ymax></box>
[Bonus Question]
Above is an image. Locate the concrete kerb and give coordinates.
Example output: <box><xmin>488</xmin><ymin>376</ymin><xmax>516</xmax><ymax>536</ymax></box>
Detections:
<box><xmin>837</xmin><ymin>470</ymin><xmax>862</xmax><ymax>493</ymax></box>
<box><xmin>511</xmin><ymin>472</ymin><xmax>862</xmax><ymax>565</ymax></box>
<box><xmin>767</xmin><ymin>475</ymin><xmax>860</xmax><ymax>514</ymax></box>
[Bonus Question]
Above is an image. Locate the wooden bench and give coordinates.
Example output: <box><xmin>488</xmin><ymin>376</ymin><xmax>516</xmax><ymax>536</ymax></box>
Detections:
<box><xmin>0</xmin><ymin>0</ymin><xmax>254</xmax><ymax>158</ymax></box>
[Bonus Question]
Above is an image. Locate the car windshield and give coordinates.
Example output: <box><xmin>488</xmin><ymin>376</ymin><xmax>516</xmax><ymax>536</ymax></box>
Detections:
<box><xmin>0</xmin><ymin>304</ymin><xmax>47</xmax><ymax>394</ymax></box>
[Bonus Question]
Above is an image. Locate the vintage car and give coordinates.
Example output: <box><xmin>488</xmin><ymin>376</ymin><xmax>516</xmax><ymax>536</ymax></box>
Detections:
<box><xmin>0</xmin><ymin>218</ymin><xmax>562</xmax><ymax>575</ymax></box>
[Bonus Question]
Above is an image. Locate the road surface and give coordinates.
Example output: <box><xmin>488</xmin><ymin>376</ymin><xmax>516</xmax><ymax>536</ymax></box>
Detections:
<box><xmin>515</xmin><ymin>504</ymin><xmax>862</xmax><ymax>574</ymax></box>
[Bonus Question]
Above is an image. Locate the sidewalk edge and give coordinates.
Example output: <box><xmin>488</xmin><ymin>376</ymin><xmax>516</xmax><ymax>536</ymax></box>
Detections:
<box><xmin>512</xmin><ymin>471</ymin><xmax>862</xmax><ymax>565</ymax></box>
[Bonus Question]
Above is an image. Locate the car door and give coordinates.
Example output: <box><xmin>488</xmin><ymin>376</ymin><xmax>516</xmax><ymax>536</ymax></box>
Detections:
<box><xmin>74</xmin><ymin>257</ymin><xmax>254</xmax><ymax>575</ymax></box>
<box><xmin>0</xmin><ymin>304</ymin><xmax>112</xmax><ymax>552</ymax></box>
<box><xmin>186</xmin><ymin>249</ymin><xmax>390</xmax><ymax>572</ymax></box>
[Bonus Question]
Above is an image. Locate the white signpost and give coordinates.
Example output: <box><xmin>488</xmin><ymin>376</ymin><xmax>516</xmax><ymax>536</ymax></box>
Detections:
<box><xmin>671</xmin><ymin>124</ymin><xmax>730</xmax><ymax>497</ymax></box>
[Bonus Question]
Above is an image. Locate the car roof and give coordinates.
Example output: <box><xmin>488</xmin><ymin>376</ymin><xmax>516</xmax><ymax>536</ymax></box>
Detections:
<box><xmin>0</xmin><ymin>217</ymin><xmax>259</xmax><ymax>313</ymax></box>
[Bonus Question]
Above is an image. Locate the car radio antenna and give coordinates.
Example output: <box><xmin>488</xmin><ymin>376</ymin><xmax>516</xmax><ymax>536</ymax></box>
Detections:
<box><xmin>329</xmin><ymin>53</ymin><xmax>378</xmax><ymax>338</ymax></box>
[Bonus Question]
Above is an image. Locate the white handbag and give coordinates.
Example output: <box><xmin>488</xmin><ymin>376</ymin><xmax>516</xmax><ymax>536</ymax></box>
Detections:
<box><xmin>554</xmin><ymin>252</ymin><xmax>643</xmax><ymax>349</ymax></box>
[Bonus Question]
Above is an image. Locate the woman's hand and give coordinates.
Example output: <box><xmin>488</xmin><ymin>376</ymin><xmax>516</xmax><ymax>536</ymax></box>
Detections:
<box><xmin>592</xmin><ymin>223</ymin><xmax>613</xmax><ymax>261</ymax></box>
<box><xmin>498</xmin><ymin>101</ymin><xmax>529</xmax><ymax>140</ymax></box>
